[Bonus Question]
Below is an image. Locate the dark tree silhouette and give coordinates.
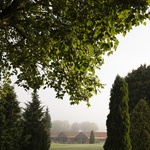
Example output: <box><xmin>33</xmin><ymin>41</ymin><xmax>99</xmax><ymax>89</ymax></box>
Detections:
<box><xmin>89</xmin><ymin>130</ymin><xmax>95</xmax><ymax>144</ymax></box>
<box><xmin>104</xmin><ymin>75</ymin><xmax>131</xmax><ymax>150</ymax></box>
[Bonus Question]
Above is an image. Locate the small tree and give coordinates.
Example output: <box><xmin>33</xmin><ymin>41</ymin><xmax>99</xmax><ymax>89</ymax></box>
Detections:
<box><xmin>130</xmin><ymin>99</ymin><xmax>150</xmax><ymax>150</ymax></box>
<box><xmin>104</xmin><ymin>75</ymin><xmax>131</xmax><ymax>150</ymax></box>
<box><xmin>89</xmin><ymin>130</ymin><xmax>95</xmax><ymax>144</ymax></box>
<box><xmin>0</xmin><ymin>83</ymin><xmax>22</xmax><ymax>150</ymax></box>
<box><xmin>21</xmin><ymin>91</ymin><xmax>50</xmax><ymax>150</ymax></box>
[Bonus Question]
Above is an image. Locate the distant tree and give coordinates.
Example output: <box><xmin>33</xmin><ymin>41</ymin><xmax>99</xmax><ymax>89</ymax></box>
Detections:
<box><xmin>79</xmin><ymin>122</ymin><xmax>99</xmax><ymax>132</ymax></box>
<box><xmin>125</xmin><ymin>64</ymin><xmax>150</xmax><ymax>113</ymax></box>
<box><xmin>130</xmin><ymin>99</ymin><xmax>150</xmax><ymax>150</ymax></box>
<box><xmin>89</xmin><ymin>130</ymin><xmax>95</xmax><ymax>144</ymax></box>
<box><xmin>1</xmin><ymin>1</ymin><xmax>149</xmax><ymax>105</ymax></box>
<box><xmin>0</xmin><ymin>83</ymin><xmax>22</xmax><ymax>150</ymax></box>
<box><xmin>21</xmin><ymin>91</ymin><xmax>50</xmax><ymax>150</ymax></box>
<box><xmin>104</xmin><ymin>75</ymin><xmax>131</xmax><ymax>150</ymax></box>
<box><xmin>70</xmin><ymin>122</ymin><xmax>80</xmax><ymax>132</ymax></box>
<box><xmin>51</xmin><ymin>120</ymin><xmax>71</xmax><ymax>133</ymax></box>
<box><xmin>51</xmin><ymin>121</ymin><xmax>99</xmax><ymax>133</ymax></box>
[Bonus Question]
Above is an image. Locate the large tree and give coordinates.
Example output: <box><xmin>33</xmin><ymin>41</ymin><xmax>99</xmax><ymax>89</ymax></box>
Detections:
<box><xmin>0</xmin><ymin>83</ymin><xmax>22</xmax><ymax>150</ymax></box>
<box><xmin>0</xmin><ymin>1</ymin><xmax>150</xmax><ymax>104</ymax></box>
<box><xmin>125</xmin><ymin>65</ymin><xmax>150</xmax><ymax>149</ymax></box>
<box><xmin>130</xmin><ymin>99</ymin><xmax>150</xmax><ymax>150</ymax></box>
<box><xmin>21</xmin><ymin>91</ymin><xmax>50</xmax><ymax>150</ymax></box>
<box><xmin>104</xmin><ymin>75</ymin><xmax>131</xmax><ymax>150</ymax></box>
<box><xmin>125</xmin><ymin>64</ymin><xmax>150</xmax><ymax>113</ymax></box>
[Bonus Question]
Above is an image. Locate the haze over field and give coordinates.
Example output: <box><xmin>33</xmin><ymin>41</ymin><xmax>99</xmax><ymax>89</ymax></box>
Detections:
<box><xmin>15</xmin><ymin>21</ymin><xmax>150</xmax><ymax>132</ymax></box>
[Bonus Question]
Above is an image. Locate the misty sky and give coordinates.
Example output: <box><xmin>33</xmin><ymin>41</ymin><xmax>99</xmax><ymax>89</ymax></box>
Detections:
<box><xmin>14</xmin><ymin>20</ymin><xmax>150</xmax><ymax>132</ymax></box>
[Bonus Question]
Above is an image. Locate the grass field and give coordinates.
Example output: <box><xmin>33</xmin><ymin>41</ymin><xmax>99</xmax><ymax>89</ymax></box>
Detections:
<box><xmin>50</xmin><ymin>143</ymin><xmax>104</xmax><ymax>150</ymax></box>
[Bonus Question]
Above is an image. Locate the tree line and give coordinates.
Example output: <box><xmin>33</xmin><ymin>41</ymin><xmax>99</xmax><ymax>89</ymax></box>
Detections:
<box><xmin>0</xmin><ymin>84</ymin><xmax>51</xmax><ymax>150</ymax></box>
<box><xmin>104</xmin><ymin>64</ymin><xmax>150</xmax><ymax>150</ymax></box>
<box><xmin>51</xmin><ymin>120</ymin><xmax>99</xmax><ymax>134</ymax></box>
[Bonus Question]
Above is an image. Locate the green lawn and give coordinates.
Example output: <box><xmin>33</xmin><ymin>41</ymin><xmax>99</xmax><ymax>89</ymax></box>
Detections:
<box><xmin>50</xmin><ymin>143</ymin><xmax>104</xmax><ymax>150</ymax></box>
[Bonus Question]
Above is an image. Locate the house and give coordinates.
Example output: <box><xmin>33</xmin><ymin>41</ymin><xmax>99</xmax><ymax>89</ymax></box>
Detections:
<box><xmin>51</xmin><ymin>131</ymin><xmax>107</xmax><ymax>144</ymax></box>
<box><xmin>81</xmin><ymin>132</ymin><xmax>107</xmax><ymax>143</ymax></box>
<box><xmin>57</xmin><ymin>132</ymin><xmax>79</xmax><ymax>144</ymax></box>
<box><xmin>51</xmin><ymin>132</ymin><xmax>58</xmax><ymax>143</ymax></box>
<box><xmin>74</xmin><ymin>132</ymin><xmax>89</xmax><ymax>144</ymax></box>
<box><xmin>94</xmin><ymin>132</ymin><xmax>107</xmax><ymax>143</ymax></box>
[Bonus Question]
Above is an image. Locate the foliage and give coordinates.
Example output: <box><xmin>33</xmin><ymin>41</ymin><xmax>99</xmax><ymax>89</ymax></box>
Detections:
<box><xmin>70</xmin><ymin>122</ymin><xmax>80</xmax><ymax>132</ymax></box>
<box><xmin>1</xmin><ymin>1</ymin><xmax>150</xmax><ymax>104</ymax></box>
<box><xmin>51</xmin><ymin>120</ymin><xmax>71</xmax><ymax>134</ymax></box>
<box><xmin>0</xmin><ymin>83</ymin><xmax>22</xmax><ymax>150</ymax></box>
<box><xmin>130</xmin><ymin>99</ymin><xmax>150</xmax><ymax>150</ymax></box>
<box><xmin>104</xmin><ymin>75</ymin><xmax>131</xmax><ymax>150</ymax></box>
<box><xmin>89</xmin><ymin>130</ymin><xmax>95</xmax><ymax>144</ymax></box>
<box><xmin>43</xmin><ymin>107</ymin><xmax>52</xmax><ymax>149</ymax></box>
<box><xmin>21</xmin><ymin>91</ymin><xmax>50</xmax><ymax>150</ymax></box>
<box><xmin>125</xmin><ymin>64</ymin><xmax>150</xmax><ymax>113</ymax></box>
<box><xmin>51</xmin><ymin>120</ymin><xmax>99</xmax><ymax>133</ymax></box>
<box><xmin>79</xmin><ymin>121</ymin><xmax>99</xmax><ymax>132</ymax></box>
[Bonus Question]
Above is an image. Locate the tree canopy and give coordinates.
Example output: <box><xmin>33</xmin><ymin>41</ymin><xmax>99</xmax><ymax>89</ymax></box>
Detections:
<box><xmin>125</xmin><ymin>64</ymin><xmax>150</xmax><ymax>112</ymax></box>
<box><xmin>0</xmin><ymin>0</ymin><xmax>150</xmax><ymax>104</ymax></box>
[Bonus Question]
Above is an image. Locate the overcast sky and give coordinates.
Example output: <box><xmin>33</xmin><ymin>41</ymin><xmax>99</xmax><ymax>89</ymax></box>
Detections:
<box><xmin>14</xmin><ymin>20</ymin><xmax>150</xmax><ymax>132</ymax></box>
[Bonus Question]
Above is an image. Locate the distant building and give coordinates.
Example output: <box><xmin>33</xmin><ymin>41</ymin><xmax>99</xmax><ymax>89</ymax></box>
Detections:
<box><xmin>51</xmin><ymin>131</ymin><xmax>107</xmax><ymax>144</ymax></box>
<box><xmin>57</xmin><ymin>132</ymin><xmax>79</xmax><ymax>144</ymax></box>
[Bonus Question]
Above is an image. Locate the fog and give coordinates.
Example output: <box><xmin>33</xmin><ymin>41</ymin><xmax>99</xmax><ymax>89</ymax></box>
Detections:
<box><xmin>15</xmin><ymin>21</ymin><xmax>150</xmax><ymax>132</ymax></box>
<box><xmin>16</xmin><ymin>86</ymin><xmax>109</xmax><ymax>131</ymax></box>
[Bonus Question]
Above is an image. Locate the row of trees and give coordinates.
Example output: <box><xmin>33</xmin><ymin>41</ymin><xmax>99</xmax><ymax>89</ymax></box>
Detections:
<box><xmin>51</xmin><ymin>120</ymin><xmax>99</xmax><ymax>133</ymax></box>
<box><xmin>0</xmin><ymin>84</ymin><xmax>51</xmax><ymax>150</ymax></box>
<box><xmin>104</xmin><ymin>64</ymin><xmax>150</xmax><ymax>150</ymax></box>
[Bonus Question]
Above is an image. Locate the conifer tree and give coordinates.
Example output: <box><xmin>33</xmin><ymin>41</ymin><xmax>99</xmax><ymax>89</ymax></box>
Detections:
<box><xmin>125</xmin><ymin>64</ymin><xmax>150</xmax><ymax>113</ymax></box>
<box><xmin>130</xmin><ymin>99</ymin><xmax>150</xmax><ymax>150</ymax></box>
<box><xmin>0</xmin><ymin>83</ymin><xmax>22</xmax><ymax>150</ymax></box>
<box><xmin>21</xmin><ymin>91</ymin><xmax>50</xmax><ymax>150</ymax></box>
<box><xmin>104</xmin><ymin>75</ymin><xmax>131</xmax><ymax>150</ymax></box>
<box><xmin>89</xmin><ymin>130</ymin><xmax>95</xmax><ymax>144</ymax></box>
<box><xmin>42</xmin><ymin>107</ymin><xmax>51</xmax><ymax>150</ymax></box>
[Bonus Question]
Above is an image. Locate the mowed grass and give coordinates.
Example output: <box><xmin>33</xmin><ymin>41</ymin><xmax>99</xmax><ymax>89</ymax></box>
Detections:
<box><xmin>50</xmin><ymin>143</ymin><xmax>104</xmax><ymax>150</ymax></box>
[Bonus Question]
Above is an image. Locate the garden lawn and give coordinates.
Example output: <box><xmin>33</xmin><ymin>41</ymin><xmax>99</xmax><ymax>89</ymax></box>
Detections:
<box><xmin>50</xmin><ymin>143</ymin><xmax>104</xmax><ymax>150</ymax></box>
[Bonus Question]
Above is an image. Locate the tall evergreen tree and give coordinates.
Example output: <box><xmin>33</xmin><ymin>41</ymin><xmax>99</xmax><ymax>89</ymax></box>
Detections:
<box><xmin>89</xmin><ymin>130</ymin><xmax>95</xmax><ymax>144</ymax></box>
<box><xmin>42</xmin><ymin>107</ymin><xmax>51</xmax><ymax>150</ymax></box>
<box><xmin>130</xmin><ymin>99</ymin><xmax>150</xmax><ymax>150</ymax></box>
<box><xmin>104</xmin><ymin>75</ymin><xmax>131</xmax><ymax>150</ymax></box>
<box><xmin>125</xmin><ymin>64</ymin><xmax>150</xmax><ymax>113</ymax></box>
<box><xmin>21</xmin><ymin>91</ymin><xmax>50</xmax><ymax>150</ymax></box>
<box><xmin>0</xmin><ymin>83</ymin><xmax>22</xmax><ymax>150</ymax></box>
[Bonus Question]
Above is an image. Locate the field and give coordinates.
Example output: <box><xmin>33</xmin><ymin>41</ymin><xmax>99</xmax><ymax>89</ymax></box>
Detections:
<box><xmin>50</xmin><ymin>143</ymin><xmax>104</xmax><ymax>150</ymax></box>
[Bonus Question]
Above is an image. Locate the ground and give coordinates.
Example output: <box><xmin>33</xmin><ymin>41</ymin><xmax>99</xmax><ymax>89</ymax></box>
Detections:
<box><xmin>50</xmin><ymin>143</ymin><xmax>104</xmax><ymax>150</ymax></box>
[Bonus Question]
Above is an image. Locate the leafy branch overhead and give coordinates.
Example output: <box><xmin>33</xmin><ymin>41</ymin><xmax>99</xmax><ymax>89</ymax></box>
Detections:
<box><xmin>0</xmin><ymin>0</ymin><xmax>150</xmax><ymax>104</ymax></box>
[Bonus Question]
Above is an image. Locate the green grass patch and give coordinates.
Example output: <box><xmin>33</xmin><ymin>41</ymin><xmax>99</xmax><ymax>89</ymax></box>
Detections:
<box><xmin>50</xmin><ymin>143</ymin><xmax>104</xmax><ymax>150</ymax></box>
